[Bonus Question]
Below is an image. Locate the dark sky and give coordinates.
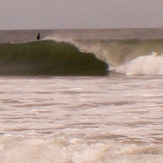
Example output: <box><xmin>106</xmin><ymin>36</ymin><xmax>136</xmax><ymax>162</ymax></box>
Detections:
<box><xmin>1</xmin><ymin>0</ymin><xmax>163</xmax><ymax>29</ymax></box>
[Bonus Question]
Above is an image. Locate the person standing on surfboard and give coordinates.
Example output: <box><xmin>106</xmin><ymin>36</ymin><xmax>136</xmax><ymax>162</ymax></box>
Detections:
<box><xmin>36</xmin><ymin>33</ymin><xmax>41</xmax><ymax>40</ymax></box>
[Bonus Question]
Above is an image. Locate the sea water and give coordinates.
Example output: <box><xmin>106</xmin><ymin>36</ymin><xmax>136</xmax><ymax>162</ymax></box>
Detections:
<box><xmin>0</xmin><ymin>29</ymin><xmax>162</xmax><ymax>163</ymax></box>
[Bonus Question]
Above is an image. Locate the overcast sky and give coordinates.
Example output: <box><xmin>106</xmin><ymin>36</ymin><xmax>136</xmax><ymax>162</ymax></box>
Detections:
<box><xmin>0</xmin><ymin>0</ymin><xmax>163</xmax><ymax>29</ymax></box>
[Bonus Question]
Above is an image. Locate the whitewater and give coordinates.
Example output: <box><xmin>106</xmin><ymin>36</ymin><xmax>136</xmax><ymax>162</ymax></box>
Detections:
<box><xmin>0</xmin><ymin>29</ymin><xmax>162</xmax><ymax>163</ymax></box>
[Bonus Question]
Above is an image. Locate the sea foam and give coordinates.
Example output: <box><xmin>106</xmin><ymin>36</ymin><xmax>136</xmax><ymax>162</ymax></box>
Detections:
<box><xmin>115</xmin><ymin>52</ymin><xmax>163</xmax><ymax>75</ymax></box>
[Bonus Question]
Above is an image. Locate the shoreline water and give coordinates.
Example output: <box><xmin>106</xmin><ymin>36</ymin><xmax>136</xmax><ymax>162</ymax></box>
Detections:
<box><xmin>0</xmin><ymin>75</ymin><xmax>162</xmax><ymax>162</ymax></box>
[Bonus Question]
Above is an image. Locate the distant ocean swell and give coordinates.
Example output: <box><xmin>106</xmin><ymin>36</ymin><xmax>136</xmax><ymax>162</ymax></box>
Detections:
<box><xmin>0</xmin><ymin>38</ymin><xmax>163</xmax><ymax>76</ymax></box>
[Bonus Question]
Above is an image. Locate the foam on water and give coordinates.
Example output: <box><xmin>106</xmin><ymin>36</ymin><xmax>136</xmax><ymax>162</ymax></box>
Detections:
<box><xmin>114</xmin><ymin>52</ymin><xmax>163</xmax><ymax>75</ymax></box>
<box><xmin>0</xmin><ymin>136</ymin><xmax>163</xmax><ymax>163</ymax></box>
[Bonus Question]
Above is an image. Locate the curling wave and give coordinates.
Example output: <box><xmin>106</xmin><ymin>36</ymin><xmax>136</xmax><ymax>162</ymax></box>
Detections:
<box><xmin>1</xmin><ymin>36</ymin><xmax>163</xmax><ymax>76</ymax></box>
<box><xmin>47</xmin><ymin>36</ymin><xmax>163</xmax><ymax>76</ymax></box>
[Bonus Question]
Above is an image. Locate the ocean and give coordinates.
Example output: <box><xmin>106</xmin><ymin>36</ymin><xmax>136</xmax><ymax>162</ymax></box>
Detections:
<box><xmin>0</xmin><ymin>28</ymin><xmax>162</xmax><ymax>163</ymax></box>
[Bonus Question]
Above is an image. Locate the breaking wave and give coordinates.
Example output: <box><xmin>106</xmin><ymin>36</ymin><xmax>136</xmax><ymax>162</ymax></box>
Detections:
<box><xmin>46</xmin><ymin>36</ymin><xmax>163</xmax><ymax>76</ymax></box>
<box><xmin>0</xmin><ymin>35</ymin><xmax>163</xmax><ymax>76</ymax></box>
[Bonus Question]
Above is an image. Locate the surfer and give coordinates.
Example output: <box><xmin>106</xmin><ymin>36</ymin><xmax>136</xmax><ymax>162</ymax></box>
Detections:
<box><xmin>36</xmin><ymin>33</ymin><xmax>41</xmax><ymax>40</ymax></box>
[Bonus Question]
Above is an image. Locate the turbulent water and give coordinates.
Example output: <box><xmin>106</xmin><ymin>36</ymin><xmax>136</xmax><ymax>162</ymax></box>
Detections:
<box><xmin>0</xmin><ymin>29</ymin><xmax>162</xmax><ymax>163</ymax></box>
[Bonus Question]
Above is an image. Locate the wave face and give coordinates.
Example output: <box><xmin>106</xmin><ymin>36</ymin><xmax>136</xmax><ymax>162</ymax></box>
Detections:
<box><xmin>48</xmin><ymin>37</ymin><xmax>163</xmax><ymax>76</ymax></box>
<box><xmin>0</xmin><ymin>41</ymin><xmax>108</xmax><ymax>76</ymax></box>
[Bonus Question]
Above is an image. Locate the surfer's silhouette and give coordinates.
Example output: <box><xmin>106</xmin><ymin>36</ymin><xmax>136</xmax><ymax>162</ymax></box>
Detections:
<box><xmin>36</xmin><ymin>33</ymin><xmax>41</xmax><ymax>40</ymax></box>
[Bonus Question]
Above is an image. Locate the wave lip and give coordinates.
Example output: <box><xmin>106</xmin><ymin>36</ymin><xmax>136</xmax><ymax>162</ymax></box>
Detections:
<box><xmin>0</xmin><ymin>41</ymin><xmax>108</xmax><ymax>76</ymax></box>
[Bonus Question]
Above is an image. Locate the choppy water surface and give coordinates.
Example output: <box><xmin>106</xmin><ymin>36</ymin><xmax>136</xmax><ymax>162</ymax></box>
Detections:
<box><xmin>0</xmin><ymin>75</ymin><xmax>162</xmax><ymax>163</ymax></box>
